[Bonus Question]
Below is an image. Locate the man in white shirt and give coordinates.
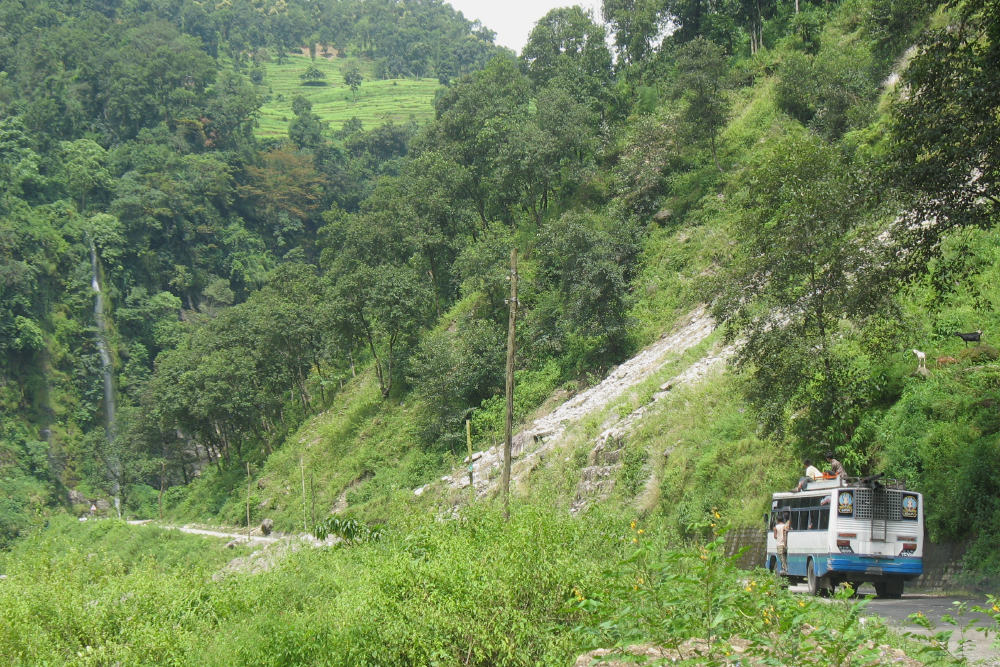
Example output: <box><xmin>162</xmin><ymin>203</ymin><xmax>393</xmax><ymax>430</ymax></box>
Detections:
<box><xmin>774</xmin><ymin>515</ymin><xmax>789</xmax><ymax>575</ymax></box>
<box><xmin>792</xmin><ymin>458</ymin><xmax>823</xmax><ymax>492</ymax></box>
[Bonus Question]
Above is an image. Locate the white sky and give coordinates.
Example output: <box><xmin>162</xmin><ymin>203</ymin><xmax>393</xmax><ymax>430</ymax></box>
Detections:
<box><xmin>446</xmin><ymin>0</ymin><xmax>603</xmax><ymax>54</ymax></box>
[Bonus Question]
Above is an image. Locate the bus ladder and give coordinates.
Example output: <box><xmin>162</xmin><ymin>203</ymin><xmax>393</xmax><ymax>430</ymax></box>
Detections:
<box><xmin>871</xmin><ymin>487</ymin><xmax>888</xmax><ymax>542</ymax></box>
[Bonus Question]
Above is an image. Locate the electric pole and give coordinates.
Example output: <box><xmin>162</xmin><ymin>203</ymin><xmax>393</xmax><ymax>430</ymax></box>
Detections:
<box><xmin>502</xmin><ymin>248</ymin><xmax>518</xmax><ymax>520</ymax></box>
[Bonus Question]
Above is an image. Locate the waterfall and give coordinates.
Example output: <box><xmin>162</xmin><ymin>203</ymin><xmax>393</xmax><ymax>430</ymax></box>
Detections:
<box><xmin>89</xmin><ymin>242</ymin><xmax>120</xmax><ymax>516</ymax></box>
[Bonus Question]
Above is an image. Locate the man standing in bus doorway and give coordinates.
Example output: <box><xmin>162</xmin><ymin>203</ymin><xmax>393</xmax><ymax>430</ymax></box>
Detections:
<box><xmin>774</xmin><ymin>515</ymin><xmax>789</xmax><ymax>575</ymax></box>
<box><xmin>825</xmin><ymin>451</ymin><xmax>846</xmax><ymax>479</ymax></box>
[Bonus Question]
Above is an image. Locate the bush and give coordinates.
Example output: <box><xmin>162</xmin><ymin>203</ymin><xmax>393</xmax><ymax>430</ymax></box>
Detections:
<box><xmin>877</xmin><ymin>369</ymin><xmax>1000</xmax><ymax>568</ymax></box>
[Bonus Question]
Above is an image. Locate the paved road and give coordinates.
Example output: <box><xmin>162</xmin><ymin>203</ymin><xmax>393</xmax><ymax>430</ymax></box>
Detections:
<box><xmin>863</xmin><ymin>592</ymin><xmax>998</xmax><ymax>665</ymax></box>
<box><xmin>791</xmin><ymin>584</ymin><xmax>999</xmax><ymax>664</ymax></box>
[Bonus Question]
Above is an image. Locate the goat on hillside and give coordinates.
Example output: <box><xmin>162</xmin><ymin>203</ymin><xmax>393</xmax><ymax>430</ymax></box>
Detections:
<box><xmin>937</xmin><ymin>356</ymin><xmax>959</xmax><ymax>367</ymax></box>
<box><xmin>955</xmin><ymin>330</ymin><xmax>983</xmax><ymax>347</ymax></box>
<box><xmin>912</xmin><ymin>349</ymin><xmax>927</xmax><ymax>370</ymax></box>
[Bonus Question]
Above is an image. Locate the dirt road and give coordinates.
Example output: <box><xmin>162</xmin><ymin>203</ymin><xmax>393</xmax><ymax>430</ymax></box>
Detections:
<box><xmin>126</xmin><ymin>520</ymin><xmax>279</xmax><ymax>545</ymax></box>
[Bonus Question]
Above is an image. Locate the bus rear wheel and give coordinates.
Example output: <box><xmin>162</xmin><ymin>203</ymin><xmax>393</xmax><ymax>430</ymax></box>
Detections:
<box><xmin>874</xmin><ymin>579</ymin><xmax>904</xmax><ymax>599</ymax></box>
<box><xmin>806</xmin><ymin>559</ymin><xmax>820</xmax><ymax>596</ymax></box>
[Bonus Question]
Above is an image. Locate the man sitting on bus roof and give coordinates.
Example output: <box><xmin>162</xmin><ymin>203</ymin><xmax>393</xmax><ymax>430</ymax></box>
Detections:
<box><xmin>825</xmin><ymin>451</ymin><xmax>846</xmax><ymax>479</ymax></box>
<box><xmin>791</xmin><ymin>458</ymin><xmax>823</xmax><ymax>492</ymax></box>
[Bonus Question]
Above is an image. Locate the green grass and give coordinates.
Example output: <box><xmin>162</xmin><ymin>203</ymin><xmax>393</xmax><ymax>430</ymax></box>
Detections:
<box><xmin>165</xmin><ymin>371</ymin><xmax>450</xmax><ymax>530</ymax></box>
<box><xmin>0</xmin><ymin>500</ymin><xmax>927</xmax><ymax>667</ymax></box>
<box><xmin>256</xmin><ymin>54</ymin><xmax>442</xmax><ymax>138</ymax></box>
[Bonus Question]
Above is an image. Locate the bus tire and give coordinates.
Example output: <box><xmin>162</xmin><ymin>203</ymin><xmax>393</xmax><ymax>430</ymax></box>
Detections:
<box><xmin>874</xmin><ymin>579</ymin><xmax>904</xmax><ymax>599</ymax></box>
<box><xmin>806</xmin><ymin>558</ymin><xmax>820</xmax><ymax>596</ymax></box>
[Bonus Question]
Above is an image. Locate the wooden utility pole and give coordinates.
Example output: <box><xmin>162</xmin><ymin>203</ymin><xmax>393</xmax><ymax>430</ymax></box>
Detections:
<box><xmin>501</xmin><ymin>248</ymin><xmax>518</xmax><ymax>520</ymax></box>
<box><xmin>466</xmin><ymin>419</ymin><xmax>474</xmax><ymax>500</ymax></box>
<box><xmin>310</xmin><ymin>472</ymin><xmax>316</xmax><ymax>528</ymax></box>
<box><xmin>300</xmin><ymin>455</ymin><xmax>308</xmax><ymax>532</ymax></box>
<box><xmin>246</xmin><ymin>462</ymin><xmax>252</xmax><ymax>542</ymax></box>
<box><xmin>159</xmin><ymin>461</ymin><xmax>165</xmax><ymax>520</ymax></box>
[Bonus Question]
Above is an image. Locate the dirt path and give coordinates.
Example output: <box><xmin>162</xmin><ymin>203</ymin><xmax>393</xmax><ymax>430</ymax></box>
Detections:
<box><xmin>126</xmin><ymin>520</ymin><xmax>280</xmax><ymax>545</ymax></box>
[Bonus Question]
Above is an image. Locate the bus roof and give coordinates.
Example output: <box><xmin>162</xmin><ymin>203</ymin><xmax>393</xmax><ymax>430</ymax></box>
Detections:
<box><xmin>772</xmin><ymin>479</ymin><xmax>917</xmax><ymax>501</ymax></box>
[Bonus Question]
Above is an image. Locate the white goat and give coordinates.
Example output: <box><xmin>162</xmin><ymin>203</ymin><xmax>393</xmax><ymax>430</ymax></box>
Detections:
<box><xmin>912</xmin><ymin>349</ymin><xmax>927</xmax><ymax>370</ymax></box>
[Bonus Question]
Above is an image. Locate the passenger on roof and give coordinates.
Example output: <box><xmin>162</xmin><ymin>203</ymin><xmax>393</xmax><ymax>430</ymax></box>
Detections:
<box><xmin>792</xmin><ymin>458</ymin><xmax>822</xmax><ymax>492</ymax></box>
<box><xmin>825</xmin><ymin>451</ymin><xmax>846</xmax><ymax>478</ymax></box>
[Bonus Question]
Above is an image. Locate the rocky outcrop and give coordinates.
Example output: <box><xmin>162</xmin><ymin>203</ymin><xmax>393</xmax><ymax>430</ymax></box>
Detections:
<box><xmin>570</xmin><ymin>342</ymin><xmax>737</xmax><ymax>512</ymax></box>
<box><xmin>447</xmin><ymin>306</ymin><xmax>718</xmax><ymax>498</ymax></box>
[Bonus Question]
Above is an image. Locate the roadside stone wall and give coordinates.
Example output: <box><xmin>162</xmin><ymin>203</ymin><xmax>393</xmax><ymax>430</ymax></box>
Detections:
<box><xmin>909</xmin><ymin>537</ymin><xmax>971</xmax><ymax>592</ymax></box>
<box><xmin>724</xmin><ymin>527</ymin><xmax>768</xmax><ymax>570</ymax></box>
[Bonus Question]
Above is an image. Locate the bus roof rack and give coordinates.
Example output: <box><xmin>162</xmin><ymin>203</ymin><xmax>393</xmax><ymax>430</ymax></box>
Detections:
<box><xmin>843</xmin><ymin>475</ymin><xmax>907</xmax><ymax>490</ymax></box>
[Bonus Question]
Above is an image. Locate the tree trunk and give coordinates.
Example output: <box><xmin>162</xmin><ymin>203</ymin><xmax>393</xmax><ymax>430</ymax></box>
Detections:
<box><xmin>711</xmin><ymin>134</ymin><xmax>724</xmax><ymax>174</ymax></box>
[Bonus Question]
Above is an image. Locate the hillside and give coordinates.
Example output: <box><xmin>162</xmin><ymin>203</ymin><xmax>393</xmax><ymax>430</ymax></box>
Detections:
<box><xmin>255</xmin><ymin>52</ymin><xmax>441</xmax><ymax>138</ymax></box>
<box><xmin>164</xmin><ymin>0</ymin><xmax>1000</xmax><ymax>577</ymax></box>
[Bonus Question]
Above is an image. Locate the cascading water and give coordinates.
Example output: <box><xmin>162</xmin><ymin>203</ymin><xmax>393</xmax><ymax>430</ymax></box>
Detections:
<box><xmin>89</xmin><ymin>241</ymin><xmax>120</xmax><ymax>516</ymax></box>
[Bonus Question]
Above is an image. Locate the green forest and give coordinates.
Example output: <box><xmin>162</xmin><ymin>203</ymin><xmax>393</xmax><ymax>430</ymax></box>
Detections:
<box><xmin>1</xmin><ymin>0</ymin><xmax>1000</xmax><ymax>661</ymax></box>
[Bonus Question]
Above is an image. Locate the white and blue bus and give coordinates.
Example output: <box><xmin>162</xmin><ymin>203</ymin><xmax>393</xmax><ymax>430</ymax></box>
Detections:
<box><xmin>765</xmin><ymin>477</ymin><xmax>923</xmax><ymax>597</ymax></box>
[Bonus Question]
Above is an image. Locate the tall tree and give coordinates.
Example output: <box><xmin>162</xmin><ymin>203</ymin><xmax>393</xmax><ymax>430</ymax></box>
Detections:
<box><xmin>522</xmin><ymin>6</ymin><xmax>613</xmax><ymax>108</ymax></box>
<box><xmin>60</xmin><ymin>140</ymin><xmax>113</xmax><ymax>212</ymax></box>
<box><xmin>344</xmin><ymin>67</ymin><xmax>363</xmax><ymax>101</ymax></box>
<box><xmin>602</xmin><ymin>0</ymin><xmax>666</xmax><ymax>66</ymax></box>
<box><xmin>330</xmin><ymin>265</ymin><xmax>432</xmax><ymax>399</ymax></box>
<box><xmin>713</xmin><ymin>132</ymin><xmax>890</xmax><ymax>440</ymax></box>
<box><xmin>886</xmin><ymin>0</ymin><xmax>1000</xmax><ymax>273</ymax></box>
<box><xmin>675</xmin><ymin>37</ymin><xmax>730</xmax><ymax>173</ymax></box>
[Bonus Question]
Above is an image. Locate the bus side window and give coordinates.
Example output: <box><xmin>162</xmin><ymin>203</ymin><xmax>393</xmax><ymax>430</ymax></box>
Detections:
<box><xmin>809</xmin><ymin>509</ymin><xmax>819</xmax><ymax>530</ymax></box>
<box><xmin>819</xmin><ymin>508</ymin><xmax>829</xmax><ymax>530</ymax></box>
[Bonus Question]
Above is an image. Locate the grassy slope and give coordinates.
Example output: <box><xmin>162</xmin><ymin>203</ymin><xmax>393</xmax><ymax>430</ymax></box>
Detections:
<box><xmin>256</xmin><ymin>53</ymin><xmax>440</xmax><ymax>138</ymax></box>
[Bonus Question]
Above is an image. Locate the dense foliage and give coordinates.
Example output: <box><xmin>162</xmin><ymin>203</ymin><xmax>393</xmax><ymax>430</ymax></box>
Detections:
<box><xmin>0</xmin><ymin>508</ymin><xmax>948</xmax><ymax>666</ymax></box>
<box><xmin>2</xmin><ymin>0</ymin><xmax>999</xmax><ymax>587</ymax></box>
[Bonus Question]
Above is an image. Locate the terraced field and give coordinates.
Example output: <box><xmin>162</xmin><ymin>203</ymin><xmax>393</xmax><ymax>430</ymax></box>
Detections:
<box><xmin>256</xmin><ymin>52</ymin><xmax>441</xmax><ymax>138</ymax></box>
